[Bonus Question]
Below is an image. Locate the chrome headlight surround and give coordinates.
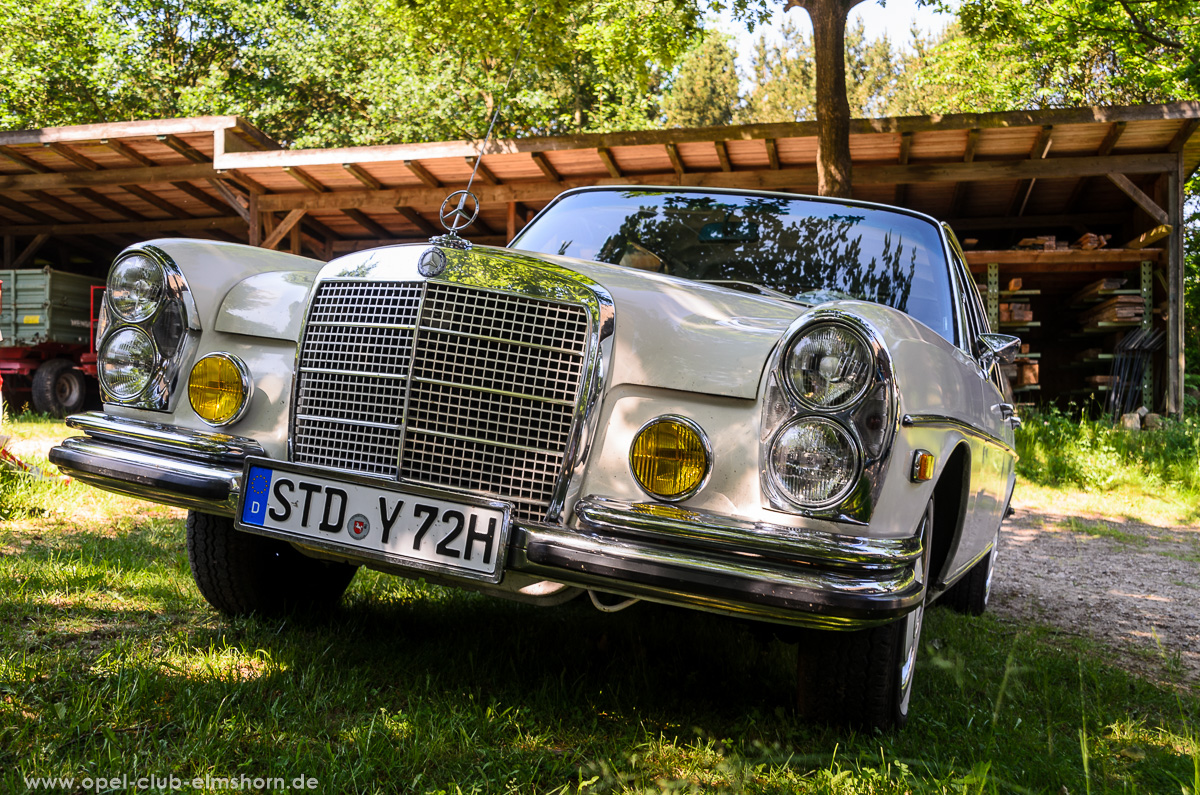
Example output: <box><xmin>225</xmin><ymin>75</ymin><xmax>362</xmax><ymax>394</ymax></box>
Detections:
<box><xmin>760</xmin><ymin>309</ymin><xmax>899</xmax><ymax>523</ymax></box>
<box><xmin>96</xmin><ymin>245</ymin><xmax>201</xmax><ymax>411</ymax></box>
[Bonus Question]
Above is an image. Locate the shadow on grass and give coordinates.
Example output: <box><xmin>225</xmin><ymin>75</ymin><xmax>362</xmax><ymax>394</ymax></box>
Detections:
<box><xmin>2</xmin><ymin>524</ymin><xmax>1199</xmax><ymax>793</ymax></box>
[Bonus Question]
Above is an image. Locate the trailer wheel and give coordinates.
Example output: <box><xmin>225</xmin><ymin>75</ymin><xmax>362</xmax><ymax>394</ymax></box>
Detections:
<box><xmin>32</xmin><ymin>359</ymin><xmax>87</xmax><ymax>417</ymax></box>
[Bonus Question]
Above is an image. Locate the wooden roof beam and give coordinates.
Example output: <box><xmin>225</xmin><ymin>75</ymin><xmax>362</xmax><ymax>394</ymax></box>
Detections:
<box><xmin>157</xmin><ymin>134</ymin><xmax>209</xmax><ymax>163</ymax></box>
<box><xmin>530</xmin><ymin>152</ymin><xmax>560</xmax><ymax>182</ymax></box>
<box><xmin>261</xmin><ymin>209</ymin><xmax>307</xmax><ymax>250</ymax></box>
<box><xmin>0</xmin><ymin>216</ymin><xmax>246</xmax><ymax>236</ymax></box>
<box><xmin>205</xmin><ymin>179</ymin><xmax>250</xmax><ymax>222</ymax></box>
<box><xmin>0</xmin><ymin>162</ymin><xmax>219</xmax><ymax>191</ymax></box>
<box><xmin>283</xmin><ymin>165</ymin><xmax>328</xmax><ymax>193</ymax></box>
<box><xmin>256</xmin><ymin>153</ymin><xmax>1180</xmax><ymax>213</ymax></box>
<box><xmin>596</xmin><ymin>147</ymin><xmax>622</xmax><ymax>178</ymax></box>
<box><xmin>212</xmin><ymin>101</ymin><xmax>1200</xmax><ymax>170</ymax></box>
<box><xmin>104</xmin><ymin>138</ymin><xmax>236</xmax><ymax>217</ymax></box>
<box><xmin>765</xmin><ymin>139</ymin><xmax>780</xmax><ymax>170</ymax></box>
<box><xmin>949</xmin><ymin>128</ymin><xmax>980</xmax><ymax>214</ymax></box>
<box><xmin>395</xmin><ymin>206</ymin><xmax>438</xmax><ymax>236</ymax></box>
<box><xmin>0</xmin><ymin>145</ymin><xmax>51</xmax><ymax>173</ymax></box>
<box><xmin>11</xmin><ymin>233</ymin><xmax>50</xmax><ymax>268</ymax></box>
<box><xmin>665</xmin><ymin>143</ymin><xmax>686</xmax><ymax>176</ymax></box>
<box><xmin>465</xmin><ymin>156</ymin><xmax>500</xmax><ymax>185</ymax></box>
<box><xmin>343</xmin><ymin>208</ymin><xmax>391</xmax><ymax>239</ymax></box>
<box><xmin>1107</xmin><ymin>172</ymin><xmax>1169</xmax><ymax>225</ymax></box>
<box><xmin>1009</xmin><ymin>125</ymin><xmax>1054</xmax><ymax>216</ymax></box>
<box><xmin>1066</xmin><ymin>121</ymin><xmax>1130</xmax><ymax>213</ymax></box>
<box><xmin>404</xmin><ymin>159</ymin><xmax>441</xmax><ymax>188</ymax></box>
<box><xmin>0</xmin><ymin>193</ymin><xmax>57</xmax><ymax>224</ymax></box>
<box><xmin>1167</xmin><ymin>119</ymin><xmax>1200</xmax><ymax>153</ymax></box>
<box><xmin>343</xmin><ymin>163</ymin><xmax>383</xmax><ymax>190</ymax></box>
<box><xmin>714</xmin><ymin>141</ymin><xmax>732</xmax><ymax>172</ymax></box>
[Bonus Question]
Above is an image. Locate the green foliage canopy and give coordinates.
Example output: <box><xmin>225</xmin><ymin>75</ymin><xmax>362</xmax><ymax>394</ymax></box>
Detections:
<box><xmin>0</xmin><ymin>0</ymin><xmax>773</xmax><ymax>146</ymax></box>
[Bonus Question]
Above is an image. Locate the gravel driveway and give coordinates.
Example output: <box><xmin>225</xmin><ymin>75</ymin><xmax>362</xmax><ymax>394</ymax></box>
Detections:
<box><xmin>992</xmin><ymin>489</ymin><xmax>1200</xmax><ymax>688</ymax></box>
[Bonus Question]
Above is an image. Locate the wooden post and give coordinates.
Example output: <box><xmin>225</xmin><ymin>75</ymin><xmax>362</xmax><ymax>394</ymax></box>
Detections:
<box><xmin>248</xmin><ymin>192</ymin><xmax>261</xmax><ymax>247</ymax></box>
<box><xmin>289</xmin><ymin>224</ymin><xmax>302</xmax><ymax>255</ymax></box>
<box><xmin>3</xmin><ymin>235</ymin><xmax>13</xmax><ymax>268</ymax></box>
<box><xmin>1167</xmin><ymin>160</ymin><xmax>1184</xmax><ymax>415</ymax></box>
<box><xmin>506</xmin><ymin>202</ymin><xmax>517</xmax><ymax>242</ymax></box>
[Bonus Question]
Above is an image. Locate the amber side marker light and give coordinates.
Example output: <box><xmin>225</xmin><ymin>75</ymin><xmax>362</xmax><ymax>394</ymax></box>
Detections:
<box><xmin>629</xmin><ymin>416</ymin><xmax>711</xmax><ymax>501</ymax></box>
<box><xmin>189</xmin><ymin>353</ymin><xmax>251</xmax><ymax>426</ymax></box>
<box><xmin>911</xmin><ymin>450</ymin><xmax>936</xmax><ymax>482</ymax></box>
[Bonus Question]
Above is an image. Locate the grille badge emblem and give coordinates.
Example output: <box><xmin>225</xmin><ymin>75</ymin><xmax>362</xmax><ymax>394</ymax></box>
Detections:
<box><xmin>418</xmin><ymin>248</ymin><xmax>448</xmax><ymax>277</ymax></box>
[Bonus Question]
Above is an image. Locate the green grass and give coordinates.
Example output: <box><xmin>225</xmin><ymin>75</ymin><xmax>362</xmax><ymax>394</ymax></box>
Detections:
<box><xmin>1016</xmin><ymin>404</ymin><xmax>1200</xmax><ymax>504</ymax></box>
<box><xmin>1</xmin><ymin>416</ymin><xmax>1198</xmax><ymax>793</ymax></box>
<box><xmin>1058</xmin><ymin>517</ymin><xmax>1149</xmax><ymax>546</ymax></box>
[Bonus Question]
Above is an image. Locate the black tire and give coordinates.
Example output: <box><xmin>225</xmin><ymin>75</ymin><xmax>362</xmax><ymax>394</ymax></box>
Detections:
<box><xmin>795</xmin><ymin>497</ymin><xmax>932</xmax><ymax>730</ymax></box>
<box><xmin>32</xmin><ymin>359</ymin><xmax>87</xmax><ymax>418</ymax></box>
<box><xmin>186</xmin><ymin>510</ymin><xmax>358</xmax><ymax>617</ymax></box>
<box><xmin>940</xmin><ymin>528</ymin><xmax>998</xmax><ymax>616</ymax></box>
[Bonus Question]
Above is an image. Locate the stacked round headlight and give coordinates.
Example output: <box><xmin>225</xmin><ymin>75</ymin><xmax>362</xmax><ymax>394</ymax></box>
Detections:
<box><xmin>768</xmin><ymin>418</ymin><xmax>859</xmax><ymax>507</ymax></box>
<box><xmin>784</xmin><ymin>323</ymin><xmax>872</xmax><ymax>408</ymax></box>
<box><xmin>766</xmin><ymin>320</ymin><xmax>884</xmax><ymax>509</ymax></box>
<box><xmin>108</xmin><ymin>253</ymin><xmax>164</xmax><ymax>322</ymax></box>
<box><xmin>100</xmin><ymin>327</ymin><xmax>157</xmax><ymax>399</ymax></box>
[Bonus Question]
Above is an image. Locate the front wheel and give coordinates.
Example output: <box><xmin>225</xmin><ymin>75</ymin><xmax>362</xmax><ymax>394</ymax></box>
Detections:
<box><xmin>941</xmin><ymin>528</ymin><xmax>998</xmax><ymax>615</ymax></box>
<box><xmin>186</xmin><ymin>510</ymin><xmax>358</xmax><ymax>616</ymax></box>
<box><xmin>795</xmin><ymin>497</ymin><xmax>932</xmax><ymax>730</ymax></box>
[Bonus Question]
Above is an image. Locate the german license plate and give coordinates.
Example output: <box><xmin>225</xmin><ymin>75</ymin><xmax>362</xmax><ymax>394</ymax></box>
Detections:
<box><xmin>236</xmin><ymin>458</ymin><xmax>510</xmax><ymax>583</ymax></box>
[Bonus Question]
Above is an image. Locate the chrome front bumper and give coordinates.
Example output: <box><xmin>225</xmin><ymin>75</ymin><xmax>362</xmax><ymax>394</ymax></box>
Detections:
<box><xmin>51</xmin><ymin>412</ymin><xmax>925</xmax><ymax>628</ymax></box>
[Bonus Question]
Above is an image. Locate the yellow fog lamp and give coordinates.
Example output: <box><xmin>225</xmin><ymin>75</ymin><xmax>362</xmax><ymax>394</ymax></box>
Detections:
<box><xmin>188</xmin><ymin>353</ymin><xmax>252</xmax><ymax>426</ymax></box>
<box><xmin>629</xmin><ymin>416</ymin><xmax>711</xmax><ymax>502</ymax></box>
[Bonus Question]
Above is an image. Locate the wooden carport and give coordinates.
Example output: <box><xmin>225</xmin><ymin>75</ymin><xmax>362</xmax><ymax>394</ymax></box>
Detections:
<box><xmin>1</xmin><ymin>103</ymin><xmax>1197</xmax><ymax>410</ymax></box>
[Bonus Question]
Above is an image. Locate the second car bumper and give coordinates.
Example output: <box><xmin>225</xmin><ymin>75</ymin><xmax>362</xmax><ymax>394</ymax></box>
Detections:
<box><xmin>51</xmin><ymin>412</ymin><xmax>925</xmax><ymax>628</ymax></box>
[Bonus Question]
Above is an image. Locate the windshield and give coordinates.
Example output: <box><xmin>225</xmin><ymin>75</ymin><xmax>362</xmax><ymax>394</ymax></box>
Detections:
<box><xmin>513</xmin><ymin>189</ymin><xmax>955</xmax><ymax>342</ymax></box>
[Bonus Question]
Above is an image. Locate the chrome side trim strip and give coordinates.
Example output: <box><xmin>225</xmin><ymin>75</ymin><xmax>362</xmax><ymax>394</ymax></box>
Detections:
<box><xmin>575</xmin><ymin>496</ymin><xmax>921</xmax><ymax>571</ymax></box>
<box><xmin>902</xmin><ymin>413</ymin><xmax>1016</xmax><ymax>456</ymax></box>
<box><xmin>66</xmin><ymin>411</ymin><xmax>265</xmax><ymax>463</ymax></box>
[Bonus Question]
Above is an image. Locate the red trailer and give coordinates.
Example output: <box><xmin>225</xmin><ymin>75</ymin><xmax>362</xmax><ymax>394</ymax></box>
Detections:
<box><xmin>0</xmin><ymin>268</ymin><xmax>104</xmax><ymax>417</ymax></box>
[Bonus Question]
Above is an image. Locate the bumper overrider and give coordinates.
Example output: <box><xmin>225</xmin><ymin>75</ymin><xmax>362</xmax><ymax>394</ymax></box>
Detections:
<box><xmin>51</xmin><ymin>412</ymin><xmax>925</xmax><ymax>628</ymax></box>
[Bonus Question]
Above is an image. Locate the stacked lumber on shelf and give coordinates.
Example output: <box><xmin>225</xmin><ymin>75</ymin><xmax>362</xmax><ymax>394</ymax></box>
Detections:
<box><xmin>1070</xmin><ymin>277</ymin><xmax>1127</xmax><ymax>305</ymax></box>
<box><xmin>1016</xmin><ymin>235</ymin><xmax>1066</xmax><ymax>250</ymax></box>
<box><xmin>1085</xmin><ymin>375</ymin><xmax>1115</xmax><ymax>387</ymax></box>
<box><xmin>998</xmin><ymin>302</ymin><xmax>1033</xmax><ymax>323</ymax></box>
<box><xmin>1078</xmin><ymin>296</ymin><xmax>1143</xmax><ymax>329</ymax></box>
<box><xmin>1072</xmin><ymin>232</ymin><xmax>1111</xmax><ymax>251</ymax></box>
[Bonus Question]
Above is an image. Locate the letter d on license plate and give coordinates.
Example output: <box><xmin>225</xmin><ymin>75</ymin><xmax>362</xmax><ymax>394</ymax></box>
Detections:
<box><xmin>237</xmin><ymin>458</ymin><xmax>511</xmax><ymax>583</ymax></box>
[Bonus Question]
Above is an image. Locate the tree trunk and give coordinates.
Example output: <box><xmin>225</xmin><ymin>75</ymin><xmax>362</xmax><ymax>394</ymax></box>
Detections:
<box><xmin>787</xmin><ymin>0</ymin><xmax>866</xmax><ymax>198</ymax></box>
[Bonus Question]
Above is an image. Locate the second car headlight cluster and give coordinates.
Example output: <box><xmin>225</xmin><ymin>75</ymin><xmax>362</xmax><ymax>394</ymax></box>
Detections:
<box><xmin>764</xmin><ymin>313</ymin><xmax>897</xmax><ymax>514</ymax></box>
<box><xmin>97</xmin><ymin>247</ymin><xmax>198</xmax><ymax>412</ymax></box>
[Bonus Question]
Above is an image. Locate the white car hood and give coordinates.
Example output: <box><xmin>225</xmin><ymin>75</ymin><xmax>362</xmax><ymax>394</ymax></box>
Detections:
<box><xmin>530</xmin><ymin>252</ymin><xmax>803</xmax><ymax>400</ymax></box>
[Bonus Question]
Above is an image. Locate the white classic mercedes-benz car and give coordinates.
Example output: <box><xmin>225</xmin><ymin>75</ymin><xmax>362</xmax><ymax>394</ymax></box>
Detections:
<box><xmin>51</xmin><ymin>186</ymin><xmax>1017</xmax><ymax>729</ymax></box>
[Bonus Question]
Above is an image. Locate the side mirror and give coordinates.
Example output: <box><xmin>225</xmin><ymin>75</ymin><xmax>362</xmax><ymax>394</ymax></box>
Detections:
<box><xmin>978</xmin><ymin>333</ymin><xmax>1021</xmax><ymax>371</ymax></box>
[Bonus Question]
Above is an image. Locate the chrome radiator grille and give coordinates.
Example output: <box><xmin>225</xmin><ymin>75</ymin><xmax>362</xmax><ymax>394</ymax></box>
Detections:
<box><xmin>292</xmin><ymin>280</ymin><xmax>590</xmax><ymax>522</ymax></box>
